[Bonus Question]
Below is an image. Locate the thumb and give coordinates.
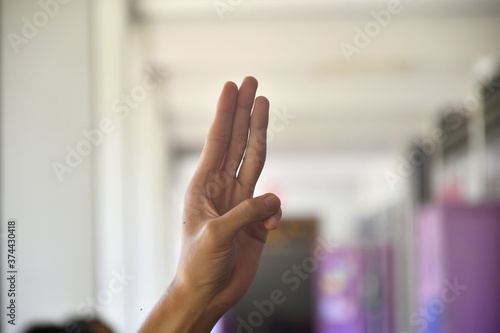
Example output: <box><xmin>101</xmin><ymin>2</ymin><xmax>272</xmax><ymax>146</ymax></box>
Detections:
<box><xmin>218</xmin><ymin>193</ymin><xmax>281</xmax><ymax>238</ymax></box>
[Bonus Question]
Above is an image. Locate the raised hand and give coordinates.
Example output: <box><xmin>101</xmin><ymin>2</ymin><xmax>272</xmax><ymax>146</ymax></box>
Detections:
<box><xmin>140</xmin><ymin>77</ymin><xmax>282</xmax><ymax>333</ymax></box>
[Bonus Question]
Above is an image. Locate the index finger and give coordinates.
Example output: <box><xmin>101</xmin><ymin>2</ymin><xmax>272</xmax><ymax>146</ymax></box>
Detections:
<box><xmin>196</xmin><ymin>81</ymin><xmax>238</xmax><ymax>175</ymax></box>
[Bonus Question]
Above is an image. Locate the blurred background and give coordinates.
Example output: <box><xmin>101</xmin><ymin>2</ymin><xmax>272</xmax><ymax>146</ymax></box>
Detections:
<box><xmin>2</xmin><ymin>0</ymin><xmax>500</xmax><ymax>332</ymax></box>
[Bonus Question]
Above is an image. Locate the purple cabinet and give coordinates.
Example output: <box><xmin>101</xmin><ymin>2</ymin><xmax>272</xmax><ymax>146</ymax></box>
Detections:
<box><xmin>415</xmin><ymin>205</ymin><xmax>500</xmax><ymax>333</ymax></box>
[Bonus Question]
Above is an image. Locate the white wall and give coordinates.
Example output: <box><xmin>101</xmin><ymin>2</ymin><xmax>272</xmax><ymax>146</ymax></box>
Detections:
<box><xmin>90</xmin><ymin>0</ymin><xmax>128</xmax><ymax>331</ymax></box>
<box><xmin>1</xmin><ymin>2</ymin><xmax>175</xmax><ymax>332</ymax></box>
<box><xmin>1</xmin><ymin>0</ymin><xmax>93</xmax><ymax>331</ymax></box>
<box><xmin>120</xmin><ymin>26</ymin><xmax>174</xmax><ymax>332</ymax></box>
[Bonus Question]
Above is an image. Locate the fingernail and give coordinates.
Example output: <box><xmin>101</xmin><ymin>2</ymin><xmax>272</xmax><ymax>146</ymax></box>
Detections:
<box><xmin>267</xmin><ymin>215</ymin><xmax>280</xmax><ymax>230</ymax></box>
<box><xmin>264</xmin><ymin>195</ymin><xmax>280</xmax><ymax>212</ymax></box>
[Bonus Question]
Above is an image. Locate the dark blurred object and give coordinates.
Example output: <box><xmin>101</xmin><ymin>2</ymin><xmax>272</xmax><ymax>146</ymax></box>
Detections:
<box><xmin>411</xmin><ymin>144</ymin><xmax>432</xmax><ymax>205</ymax></box>
<box><xmin>440</xmin><ymin>105</ymin><xmax>469</xmax><ymax>160</ymax></box>
<box><xmin>24</xmin><ymin>325</ymin><xmax>65</xmax><ymax>333</ymax></box>
<box><xmin>224</xmin><ymin>218</ymin><xmax>317</xmax><ymax>333</ymax></box>
<box><xmin>434</xmin><ymin>105</ymin><xmax>470</xmax><ymax>202</ymax></box>
<box><xmin>65</xmin><ymin>319</ymin><xmax>113</xmax><ymax>333</ymax></box>
<box><xmin>483</xmin><ymin>75</ymin><xmax>500</xmax><ymax>201</ymax></box>
<box><xmin>25</xmin><ymin>318</ymin><xmax>113</xmax><ymax>333</ymax></box>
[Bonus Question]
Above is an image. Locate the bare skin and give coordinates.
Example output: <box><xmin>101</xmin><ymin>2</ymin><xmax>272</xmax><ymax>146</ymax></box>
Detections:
<box><xmin>139</xmin><ymin>76</ymin><xmax>282</xmax><ymax>333</ymax></box>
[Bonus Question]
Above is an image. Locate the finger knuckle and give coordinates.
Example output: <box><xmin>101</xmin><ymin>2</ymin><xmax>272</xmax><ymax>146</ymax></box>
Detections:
<box><xmin>204</xmin><ymin>219</ymin><xmax>221</xmax><ymax>236</ymax></box>
<box><xmin>247</xmin><ymin>153</ymin><xmax>266</xmax><ymax>169</ymax></box>
<box><xmin>232</xmin><ymin>134</ymin><xmax>248</xmax><ymax>150</ymax></box>
<box><xmin>209</xmin><ymin>132</ymin><xmax>231</xmax><ymax>146</ymax></box>
<box><xmin>241</xmin><ymin>199</ymin><xmax>259</xmax><ymax>217</ymax></box>
<box><xmin>241</xmin><ymin>182</ymin><xmax>256</xmax><ymax>194</ymax></box>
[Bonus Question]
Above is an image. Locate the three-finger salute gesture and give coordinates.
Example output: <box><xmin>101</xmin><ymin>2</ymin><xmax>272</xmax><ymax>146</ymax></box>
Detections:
<box><xmin>140</xmin><ymin>77</ymin><xmax>282</xmax><ymax>333</ymax></box>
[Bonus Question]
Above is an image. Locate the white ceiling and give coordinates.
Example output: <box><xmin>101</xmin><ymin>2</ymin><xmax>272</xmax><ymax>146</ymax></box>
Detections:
<box><xmin>135</xmin><ymin>0</ymin><xmax>500</xmax><ymax>154</ymax></box>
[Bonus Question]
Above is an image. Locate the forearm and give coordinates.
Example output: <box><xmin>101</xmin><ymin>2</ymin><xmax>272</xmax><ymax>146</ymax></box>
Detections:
<box><xmin>139</xmin><ymin>278</ymin><xmax>223</xmax><ymax>333</ymax></box>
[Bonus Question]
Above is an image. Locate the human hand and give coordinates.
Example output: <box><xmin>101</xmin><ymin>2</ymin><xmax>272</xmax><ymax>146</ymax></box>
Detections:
<box><xmin>140</xmin><ymin>77</ymin><xmax>282</xmax><ymax>333</ymax></box>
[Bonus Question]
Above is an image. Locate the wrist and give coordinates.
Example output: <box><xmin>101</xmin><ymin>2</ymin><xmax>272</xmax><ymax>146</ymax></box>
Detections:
<box><xmin>171</xmin><ymin>277</ymin><xmax>223</xmax><ymax>331</ymax></box>
<box><xmin>140</xmin><ymin>276</ymin><xmax>225</xmax><ymax>333</ymax></box>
